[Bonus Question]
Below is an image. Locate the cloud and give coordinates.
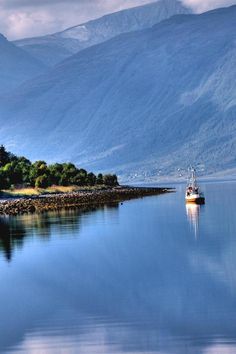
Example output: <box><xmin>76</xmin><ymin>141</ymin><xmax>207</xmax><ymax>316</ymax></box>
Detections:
<box><xmin>0</xmin><ymin>0</ymin><xmax>236</xmax><ymax>40</ymax></box>
<box><xmin>0</xmin><ymin>0</ymin><xmax>153</xmax><ymax>39</ymax></box>
<box><xmin>182</xmin><ymin>0</ymin><xmax>236</xmax><ymax>12</ymax></box>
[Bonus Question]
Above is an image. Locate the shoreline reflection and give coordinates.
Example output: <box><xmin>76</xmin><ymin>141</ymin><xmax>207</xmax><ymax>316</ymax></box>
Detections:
<box><xmin>0</xmin><ymin>203</ymin><xmax>120</xmax><ymax>262</ymax></box>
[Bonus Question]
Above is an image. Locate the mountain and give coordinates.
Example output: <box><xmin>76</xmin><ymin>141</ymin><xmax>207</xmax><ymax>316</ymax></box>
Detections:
<box><xmin>14</xmin><ymin>0</ymin><xmax>192</xmax><ymax>66</ymax></box>
<box><xmin>0</xmin><ymin>34</ymin><xmax>46</xmax><ymax>95</ymax></box>
<box><xmin>1</xmin><ymin>5</ymin><xmax>236</xmax><ymax>180</ymax></box>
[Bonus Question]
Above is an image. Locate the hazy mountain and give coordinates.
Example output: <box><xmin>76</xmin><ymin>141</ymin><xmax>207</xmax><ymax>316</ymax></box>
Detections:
<box><xmin>0</xmin><ymin>34</ymin><xmax>45</xmax><ymax>95</ymax></box>
<box><xmin>1</xmin><ymin>5</ymin><xmax>236</xmax><ymax>180</ymax></box>
<box><xmin>14</xmin><ymin>0</ymin><xmax>191</xmax><ymax>66</ymax></box>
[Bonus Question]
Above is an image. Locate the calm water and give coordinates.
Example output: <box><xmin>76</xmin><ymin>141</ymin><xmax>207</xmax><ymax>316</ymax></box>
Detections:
<box><xmin>0</xmin><ymin>182</ymin><xmax>236</xmax><ymax>354</ymax></box>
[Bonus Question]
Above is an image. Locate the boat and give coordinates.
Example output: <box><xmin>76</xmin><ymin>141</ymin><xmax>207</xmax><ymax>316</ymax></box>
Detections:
<box><xmin>185</xmin><ymin>168</ymin><xmax>205</xmax><ymax>204</ymax></box>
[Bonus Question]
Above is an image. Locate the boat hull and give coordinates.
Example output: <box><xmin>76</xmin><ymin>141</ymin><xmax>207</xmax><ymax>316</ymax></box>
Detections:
<box><xmin>185</xmin><ymin>196</ymin><xmax>205</xmax><ymax>205</ymax></box>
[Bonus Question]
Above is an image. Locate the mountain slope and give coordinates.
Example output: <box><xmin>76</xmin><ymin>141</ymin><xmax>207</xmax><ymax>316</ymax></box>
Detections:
<box><xmin>14</xmin><ymin>0</ymin><xmax>191</xmax><ymax>66</ymax></box>
<box><xmin>0</xmin><ymin>34</ymin><xmax>46</xmax><ymax>95</ymax></box>
<box><xmin>1</xmin><ymin>6</ymin><xmax>236</xmax><ymax>179</ymax></box>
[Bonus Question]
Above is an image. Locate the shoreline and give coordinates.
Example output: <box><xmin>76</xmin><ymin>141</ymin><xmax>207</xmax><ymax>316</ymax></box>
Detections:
<box><xmin>0</xmin><ymin>186</ymin><xmax>173</xmax><ymax>216</ymax></box>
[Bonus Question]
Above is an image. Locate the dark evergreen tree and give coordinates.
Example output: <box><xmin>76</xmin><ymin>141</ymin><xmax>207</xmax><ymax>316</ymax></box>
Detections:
<box><xmin>0</xmin><ymin>145</ymin><xmax>10</xmax><ymax>167</ymax></box>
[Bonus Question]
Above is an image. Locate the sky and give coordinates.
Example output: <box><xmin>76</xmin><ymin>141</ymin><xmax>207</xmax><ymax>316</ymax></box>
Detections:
<box><xmin>0</xmin><ymin>0</ymin><xmax>235</xmax><ymax>40</ymax></box>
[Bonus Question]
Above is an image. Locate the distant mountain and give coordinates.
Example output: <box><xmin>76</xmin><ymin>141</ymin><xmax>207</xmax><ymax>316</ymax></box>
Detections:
<box><xmin>14</xmin><ymin>0</ymin><xmax>191</xmax><ymax>66</ymax></box>
<box><xmin>1</xmin><ymin>5</ymin><xmax>236</xmax><ymax>180</ymax></box>
<box><xmin>0</xmin><ymin>34</ymin><xmax>45</xmax><ymax>95</ymax></box>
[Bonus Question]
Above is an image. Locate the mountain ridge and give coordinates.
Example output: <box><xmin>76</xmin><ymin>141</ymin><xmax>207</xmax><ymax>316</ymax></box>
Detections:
<box><xmin>1</xmin><ymin>5</ymin><xmax>236</xmax><ymax>180</ymax></box>
<box><xmin>0</xmin><ymin>34</ymin><xmax>46</xmax><ymax>95</ymax></box>
<box><xmin>13</xmin><ymin>0</ymin><xmax>192</xmax><ymax>66</ymax></box>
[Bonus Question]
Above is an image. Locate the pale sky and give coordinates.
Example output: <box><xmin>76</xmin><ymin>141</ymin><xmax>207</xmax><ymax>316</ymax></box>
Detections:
<box><xmin>0</xmin><ymin>0</ymin><xmax>235</xmax><ymax>40</ymax></box>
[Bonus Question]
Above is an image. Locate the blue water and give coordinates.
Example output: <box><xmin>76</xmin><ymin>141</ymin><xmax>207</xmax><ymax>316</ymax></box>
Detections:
<box><xmin>0</xmin><ymin>182</ymin><xmax>236</xmax><ymax>354</ymax></box>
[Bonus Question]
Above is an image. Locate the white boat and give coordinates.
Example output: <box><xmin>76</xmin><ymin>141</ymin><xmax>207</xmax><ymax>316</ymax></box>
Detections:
<box><xmin>185</xmin><ymin>168</ymin><xmax>205</xmax><ymax>204</ymax></box>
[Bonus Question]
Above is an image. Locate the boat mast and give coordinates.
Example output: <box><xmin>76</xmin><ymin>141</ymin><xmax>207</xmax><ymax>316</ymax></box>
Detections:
<box><xmin>189</xmin><ymin>167</ymin><xmax>197</xmax><ymax>188</ymax></box>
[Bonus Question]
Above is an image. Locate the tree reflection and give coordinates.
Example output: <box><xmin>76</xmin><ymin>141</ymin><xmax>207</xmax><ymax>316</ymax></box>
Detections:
<box><xmin>0</xmin><ymin>219</ymin><xmax>25</xmax><ymax>261</ymax></box>
<box><xmin>0</xmin><ymin>203</ymin><xmax>119</xmax><ymax>262</ymax></box>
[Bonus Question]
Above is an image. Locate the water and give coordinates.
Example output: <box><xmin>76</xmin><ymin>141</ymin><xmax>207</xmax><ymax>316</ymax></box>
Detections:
<box><xmin>0</xmin><ymin>182</ymin><xmax>236</xmax><ymax>354</ymax></box>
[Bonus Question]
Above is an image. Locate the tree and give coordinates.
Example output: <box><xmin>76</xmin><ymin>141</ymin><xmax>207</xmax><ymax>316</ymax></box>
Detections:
<box><xmin>3</xmin><ymin>162</ymin><xmax>22</xmax><ymax>186</ymax></box>
<box><xmin>72</xmin><ymin>171</ymin><xmax>87</xmax><ymax>186</ymax></box>
<box><xmin>87</xmin><ymin>172</ymin><xmax>96</xmax><ymax>186</ymax></box>
<box><xmin>0</xmin><ymin>145</ymin><xmax>10</xmax><ymax>167</ymax></box>
<box><xmin>29</xmin><ymin>161</ymin><xmax>49</xmax><ymax>186</ymax></box>
<box><xmin>35</xmin><ymin>174</ymin><xmax>50</xmax><ymax>189</ymax></box>
<box><xmin>0</xmin><ymin>169</ymin><xmax>10</xmax><ymax>189</ymax></box>
<box><xmin>16</xmin><ymin>157</ymin><xmax>32</xmax><ymax>184</ymax></box>
<box><xmin>48</xmin><ymin>163</ymin><xmax>64</xmax><ymax>185</ymax></box>
<box><xmin>55</xmin><ymin>163</ymin><xmax>77</xmax><ymax>185</ymax></box>
<box><xmin>0</xmin><ymin>146</ymin><xmax>118</xmax><ymax>191</ymax></box>
<box><xmin>74</xmin><ymin>169</ymin><xmax>88</xmax><ymax>186</ymax></box>
<box><xmin>103</xmin><ymin>174</ymin><xmax>119</xmax><ymax>186</ymax></box>
<box><xmin>59</xmin><ymin>173</ymin><xmax>69</xmax><ymax>186</ymax></box>
<box><xmin>97</xmin><ymin>173</ymin><xmax>103</xmax><ymax>185</ymax></box>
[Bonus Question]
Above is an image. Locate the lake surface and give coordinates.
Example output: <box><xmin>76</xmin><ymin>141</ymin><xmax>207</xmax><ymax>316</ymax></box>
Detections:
<box><xmin>0</xmin><ymin>182</ymin><xmax>236</xmax><ymax>354</ymax></box>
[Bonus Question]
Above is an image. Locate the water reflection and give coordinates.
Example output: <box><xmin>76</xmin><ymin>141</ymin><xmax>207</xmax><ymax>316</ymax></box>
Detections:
<box><xmin>0</xmin><ymin>203</ymin><xmax>120</xmax><ymax>262</ymax></box>
<box><xmin>0</xmin><ymin>218</ymin><xmax>26</xmax><ymax>261</ymax></box>
<box><xmin>0</xmin><ymin>183</ymin><xmax>236</xmax><ymax>354</ymax></box>
<box><xmin>186</xmin><ymin>203</ymin><xmax>202</xmax><ymax>239</ymax></box>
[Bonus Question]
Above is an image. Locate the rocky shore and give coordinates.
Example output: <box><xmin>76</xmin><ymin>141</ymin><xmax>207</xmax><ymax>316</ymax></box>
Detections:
<box><xmin>0</xmin><ymin>186</ymin><xmax>172</xmax><ymax>216</ymax></box>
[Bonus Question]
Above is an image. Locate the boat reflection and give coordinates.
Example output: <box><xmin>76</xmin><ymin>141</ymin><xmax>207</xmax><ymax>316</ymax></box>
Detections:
<box><xmin>186</xmin><ymin>203</ymin><xmax>202</xmax><ymax>239</ymax></box>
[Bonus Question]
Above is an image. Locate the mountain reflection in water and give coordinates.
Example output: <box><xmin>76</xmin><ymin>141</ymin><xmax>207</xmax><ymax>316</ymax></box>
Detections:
<box><xmin>0</xmin><ymin>183</ymin><xmax>236</xmax><ymax>354</ymax></box>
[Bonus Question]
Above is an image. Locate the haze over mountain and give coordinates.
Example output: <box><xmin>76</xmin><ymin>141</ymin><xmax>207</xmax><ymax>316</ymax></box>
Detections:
<box><xmin>14</xmin><ymin>0</ymin><xmax>192</xmax><ymax>66</ymax></box>
<box><xmin>0</xmin><ymin>34</ymin><xmax>45</xmax><ymax>95</ymax></box>
<box><xmin>1</xmin><ymin>5</ymin><xmax>236</xmax><ymax>180</ymax></box>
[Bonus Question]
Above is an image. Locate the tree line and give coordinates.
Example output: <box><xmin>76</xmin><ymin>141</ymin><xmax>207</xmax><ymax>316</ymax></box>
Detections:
<box><xmin>0</xmin><ymin>145</ymin><xmax>118</xmax><ymax>189</ymax></box>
